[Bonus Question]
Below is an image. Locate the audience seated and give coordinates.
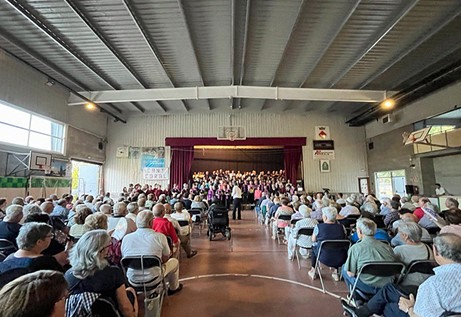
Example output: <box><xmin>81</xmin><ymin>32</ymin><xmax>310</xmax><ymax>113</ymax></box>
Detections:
<box><xmin>342</xmin><ymin>233</ymin><xmax>461</xmax><ymax>317</ymax></box>
<box><xmin>393</xmin><ymin>221</ymin><xmax>434</xmax><ymax>286</ymax></box>
<box><xmin>84</xmin><ymin>212</ymin><xmax>108</xmax><ymax>231</ymax></box>
<box><xmin>152</xmin><ymin>204</ymin><xmax>180</xmax><ymax>258</ymax></box>
<box><xmin>271</xmin><ymin>197</ymin><xmax>294</xmax><ymax>241</ymax></box>
<box><xmin>439</xmin><ymin>208</ymin><xmax>461</xmax><ymax>237</ymax></box>
<box><xmin>121</xmin><ymin>211</ymin><xmax>182</xmax><ymax>295</ymax></box>
<box><xmin>391</xmin><ymin>213</ymin><xmax>432</xmax><ymax>247</ymax></box>
<box><xmin>287</xmin><ymin>205</ymin><xmax>317</xmax><ymax>261</ymax></box>
<box><xmin>50</xmin><ymin>199</ymin><xmax>69</xmax><ymax>220</ymax></box>
<box><xmin>0</xmin><ymin>222</ymin><xmax>63</xmax><ymax>287</ymax></box>
<box><xmin>66</xmin><ymin>230</ymin><xmax>138</xmax><ymax>317</ymax></box>
<box><xmin>309</xmin><ymin>206</ymin><xmax>347</xmax><ymax>280</ymax></box>
<box><xmin>342</xmin><ymin>218</ymin><xmax>396</xmax><ymax>296</ymax></box>
<box><xmin>126</xmin><ymin>202</ymin><xmax>139</xmax><ymax>223</ymax></box>
<box><xmin>68</xmin><ymin>206</ymin><xmax>92</xmax><ymax>240</ymax></box>
<box><xmin>170</xmin><ymin>202</ymin><xmax>197</xmax><ymax>258</ymax></box>
<box><xmin>0</xmin><ymin>270</ymin><xmax>68</xmax><ymax>317</ymax></box>
<box><xmin>108</xmin><ymin>202</ymin><xmax>127</xmax><ymax>231</ymax></box>
<box><xmin>0</xmin><ymin>204</ymin><xmax>23</xmax><ymax>249</ymax></box>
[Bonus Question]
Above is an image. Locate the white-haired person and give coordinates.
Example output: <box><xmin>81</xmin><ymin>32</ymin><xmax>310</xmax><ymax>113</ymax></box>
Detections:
<box><xmin>122</xmin><ymin>210</ymin><xmax>183</xmax><ymax>296</ymax></box>
<box><xmin>287</xmin><ymin>205</ymin><xmax>318</xmax><ymax>261</ymax></box>
<box><xmin>171</xmin><ymin>201</ymin><xmax>197</xmax><ymax>258</ymax></box>
<box><xmin>342</xmin><ymin>218</ymin><xmax>396</xmax><ymax>296</ymax></box>
<box><xmin>308</xmin><ymin>206</ymin><xmax>347</xmax><ymax>281</ymax></box>
<box><xmin>342</xmin><ymin>233</ymin><xmax>461</xmax><ymax>317</ymax></box>
<box><xmin>339</xmin><ymin>196</ymin><xmax>361</xmax><ymax>218</ymax></box>
<box><xmin>0</xmin><ymin>222</ymin><xmax>63</xmax><ymax>287</ymax></box>
<box><xmin>0</xmin><ymin>204</ymin><xmax>23</xmax><ymax>249</ymax></box>
<box><xmin>125</xmin><ymin>202</ymin><xmax>139</xmax><ymax>224</ymax></box>
<box><xmin>65</xmin><ymin>230</ymin><xmax>138</xmax><ymax>317</ymax></box>
<box><xmin>108</xmin><ymin>201</ymin><xmax>127</xmax><ymax>231</ymax></box>
<box><xmin>0</xmin><ymin>270</ymin><xmax>68</xmax><ymax>317</ymax></box>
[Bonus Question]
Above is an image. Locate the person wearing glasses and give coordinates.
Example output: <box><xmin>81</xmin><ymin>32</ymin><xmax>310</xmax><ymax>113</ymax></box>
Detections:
<box><xmin>0</xmin><ymin>222</ymin><xmax>64</xmax><ymax>287</ymax></box>
<box><xmin>0</xmin><ymin>270</ymin><xmax>68</xmax><ymax>317</ymax></box>
<box><xmin>65</xmin><ymin>230</ymin><xmax>138</xmax><ymax>317</ymax></box>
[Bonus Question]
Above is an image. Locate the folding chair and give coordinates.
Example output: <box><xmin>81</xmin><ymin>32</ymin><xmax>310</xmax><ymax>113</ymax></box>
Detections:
<box><xmin>120</xmin><ymin>255</ymin><xmax>166</xmax><ymax>317</ymax></box>
<box><xmin>276</xmin><ymin>214</ymin><xmax>291</xmax><ymax>244</ymax></box>
<box><xmin>295</xmin><ymin>227</ymin><xmax>314</xmax><ymax>270</ymax></box>
<box><xmin>440</xmin><ymin>312</ymin><xmax>461</xmax><ymax>317</ymax></box>
<box><xmin>348</xmin><ymin>261</ymin><xmax>405</xmax><ymax>302</ymax></box>
<box><xmin>398</xmin><ymin>259</ymin><xmax>437</xmax><ymax>285</ymax></box>
<box><xmin>189</xmin><ymin>208</ymin><xmax>204</xmax><ymax>235</ymax></box>
<box><xmin>0</xmin><ymin>239</ymin><xmax>17</xmax><ymax>256</ymax></box>
<box><xmin>314</xmin><ymin>240</ymin><xmax>350</xmax><ymax>293</ymax></box>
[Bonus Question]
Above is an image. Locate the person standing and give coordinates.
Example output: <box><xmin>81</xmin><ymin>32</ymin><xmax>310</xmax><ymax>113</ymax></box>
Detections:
<box><xmin>232</xmin><ymin>181</ymin><xmax>242</xmax><ymax>220</ymax></box>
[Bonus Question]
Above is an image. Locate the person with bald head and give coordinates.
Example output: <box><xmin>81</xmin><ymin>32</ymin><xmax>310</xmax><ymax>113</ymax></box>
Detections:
<box><xmin>152</xmin><ymin>204</ymin><xmax>180</xmax><ymax>258</ymax></box>
<box><xmin>121</xmin><ymin>211</ymin><xmax>183</xmax><ymax>295</ymax></box>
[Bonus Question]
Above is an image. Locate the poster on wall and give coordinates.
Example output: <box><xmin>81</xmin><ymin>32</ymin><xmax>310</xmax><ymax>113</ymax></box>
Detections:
<box><xmin>129</xmin><ymin>147</ymin><xmax>141</xmax><ymax>159</ymax></box>
<box><xmin>143</xmin><ymin>167</ymin><xmax>168</xmax><ymax>180</ymax></box>
<box><xmin>320</xmin><ymin>160</ymin><xmax>331</xmax><ymax>173</ymax></box>
<box><xmin>313</xmin><ymin>150</ymin><xmax>335</xmax><ymax>160</ymax></box>
<box><xmin>116</xmin><ymin>147</ymin><xmax>129</xmax><ymax>158</ymax></box>
<box><xmin>315</xmin><ymin>126</ymin><xmax>330</xmax><ymax>140</ymax></box>
<box><xmin>140</xmin><ymin>147</ymin><xmax>165</xmax><ymax>169</ymax></box>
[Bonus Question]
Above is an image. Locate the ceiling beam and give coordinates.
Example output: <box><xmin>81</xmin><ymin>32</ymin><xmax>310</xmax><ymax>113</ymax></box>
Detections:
<box><xmin>177</xmin><ymin>0</ymin><xmax>212</xmax><ymax>111</ymax></box>
<box><xmin>68</xmin><ymin>86</ymin><xmax>393</xmax><ymax>105</ymax></box>
<box><xmin>282</xmin><ymin>0</ymin><xmax>362</xmax><ymax>111</ymax></box>
<box><xmin>121</xmin><ymin>0</ymin><xmax>188</xmax><ymax>112</ymax></box>
<box><xmin>261</xmin><ymin>0</ymin><xmax>306</xmax><ymax>111</ymax></box>
<box><xmin>4</xmin><ymin>0</ymin><xmax>144</xmax><ymax>114</ymax></box>
<box><xmin>0</xmin><ymin>32</ymin><xmax>126</xmax><ymax>122</ymax></box>
<box><xmin>63</xmin><ymin>0</ymin><xmax>148</xmax><ymax>113</ymax></box>
<box><xmin>233</xmin><ymin>0</ymin><xmax>251</xmax><ymax>110</ymax></box>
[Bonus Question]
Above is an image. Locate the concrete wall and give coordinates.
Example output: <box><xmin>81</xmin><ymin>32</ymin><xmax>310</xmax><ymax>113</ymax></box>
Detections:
<box><xmin>104</xmin><ymin>112</ymin><xmax>368</xmax><ymax>195</ymax></box>
<box><xmin>433</xmin><ymin>154</ymin><xmax>461</xmax><ymax>195</ymax></box>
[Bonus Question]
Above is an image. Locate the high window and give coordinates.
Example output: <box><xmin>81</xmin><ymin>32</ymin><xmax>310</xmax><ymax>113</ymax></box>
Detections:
<box><xmin>0</xmin><ymin>101</ymin><xmax>66</xmax><ymax>154</ymax></box>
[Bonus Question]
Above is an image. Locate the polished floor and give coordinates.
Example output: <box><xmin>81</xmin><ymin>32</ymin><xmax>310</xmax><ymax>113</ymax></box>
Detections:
<box><xmin>162</xmin><ymin>210</ymin><xmax>349</xmax><ymax>317</ymax></box>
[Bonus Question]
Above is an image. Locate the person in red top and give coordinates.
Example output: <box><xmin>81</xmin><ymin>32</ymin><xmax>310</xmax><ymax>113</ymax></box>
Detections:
<box><xmin>413</xmin><ymin>197</ymin><xmax>430</xmax><ymax>220</ymax></box>
<box><xmin>152</xmin><ymin>203</ymin><xmax>180</xmax><ymax>258</ymax></box>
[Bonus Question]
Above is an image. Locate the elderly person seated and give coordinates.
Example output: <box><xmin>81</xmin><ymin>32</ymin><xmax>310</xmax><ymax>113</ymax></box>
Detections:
<box><xmin>50</xmin><ymin>199</ymin><xmax>69</xmax><ymax>220</ymax></box>
<box><xmin>271</xmin><ymin>197</ymin><xmax>294</xmax><ymax>241</ymax></box>
<box><xmin>380</xmin><ymin>198</ymin><xmax>392</xmax><ymax>216</ymax></box>
<box><xmin>339</xmin><ymin>196</ymin><xmax>361</xmax><ymax>218</ymax></box>
<box><xmin>121</xmin><ymin>211</ymin><xmax>183</xmax><ymax>295</ymax></box>
<box><xmin>125</xmin><ymin>202</ymin><xmax>139</xmax><ymax>223</ymax></box>
<box><xmin>0</xmin><ymin>204</ymin><xmax>23</xmax><ymax>249</ymax></box>
<box><xmin>391</xmin><ymin>213</ymin><xmax>432</xmax><ymax>247</ymax></box>
<box><xmin>287</xmin><ymin>205</ymin><xmax>318</xmax><ymax>261</ymax></box>
<box><xmin>0</xmin><ymin>222</ymin><xmax>63</xmax><ymax>287</ymax></box>
<box><xmin>360</xmin><ymin>195</ymin><xmax>379</xmax><ymax>215</ymax></box>
<box><xmin>393</xmin><ymin>220</ymin><xmax>434</xmax><ymax>287</ymax></box>
<box><xmin>384</xmin><ymin>200</ymin><xmax>401</xmax><ymax>229</ymax></box>
<box><xmin>440</xmin><ymin>197</ymin><xmax>459</xmax><ymax>219</ymax></box>
<box><xmin>83</xmin><ymin>212</ymin><xmax>108</xmax><ymax>231</ymax></box>
<box><xmin>417</xmin><ymin>203</ymin><xmax>441</xmax><ymax>230</ymax></box>
<box><xmin>69</xmin><ymin>206</ymin><xmax>92</xmax><ymax>240</ymax></box>
<box><xmin>108</xmin><ymin>202</ymin><xmax>127</xmax><ymax>231</ymax></box>
<box><xmin>342</xmin><ymin>218</ymin><xmax>396</xmax><ymax>296</ymax></box>
<box><xmin>152</xmin><ymin>204</ymin><xmax>180</xmax><ymax>258</ymax></box>
<box><xmin>342</xmin><ymin>233</ymin><xmax>461</xmax><ymax>317</ymax></box>
<box><xmin>308</xmin><ymin>206</ymin><xmax>347</xmax><ymax>281</ymax></box>
<box><xmin>170</xmin><ymin>202</ymin><xmax>197</xmax><ymax>258</ymax></box>
<box><xmin>0</xmin><ymin>270</ymin><xmax>68</xmax><ymax>317</ymax></box>
<box><xmin>65</xmin><ymin>230</ymin><xmax>138</xmax><ymax>317</ymax></box>
<box><xmin>439</xmin><ymin>208</ymin><xmax>461</xmax><ymax>237</ymax></box>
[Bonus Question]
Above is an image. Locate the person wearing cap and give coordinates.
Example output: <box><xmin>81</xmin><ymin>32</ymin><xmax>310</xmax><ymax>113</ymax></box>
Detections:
<box><xmin>50</xmin><ymin>199</ymin><xmax>69</xmax><ymax>220</ymax></box>
<box><xmin>287</xmin><ymin>205</ymin><xmax>318</xmax><ymax>260</ymax></box>
<box><xmin>339</xmin><ymin>196</ymin><xmax>361</xmax><ymax>217</ymax></box>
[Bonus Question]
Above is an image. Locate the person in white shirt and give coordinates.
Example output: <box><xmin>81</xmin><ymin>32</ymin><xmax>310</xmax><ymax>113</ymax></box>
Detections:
<box><xmin>232</xmin><ymin>181</ymin><xmax>243</xmax><ymax>220</ymax></box>
<box><xmin>121</xmin><ymin>211</ymin><xmax>183</xmax><ymax>295</ymax></box>
<box><xmin>435</xmin><ymin>183</ymin><xmax>446</xmax><ymax>196</ymax></box>
<box><xmin>170</xmin><ymin>202</ymin><xmax>197</xmax><ymax>258</ymax></box>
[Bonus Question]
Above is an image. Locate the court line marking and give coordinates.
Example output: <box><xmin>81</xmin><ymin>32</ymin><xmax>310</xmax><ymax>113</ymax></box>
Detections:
<box><xmin>179</xmin><ymin>273</ymin><xmax>343</xmax><ymax>299</ymax></box>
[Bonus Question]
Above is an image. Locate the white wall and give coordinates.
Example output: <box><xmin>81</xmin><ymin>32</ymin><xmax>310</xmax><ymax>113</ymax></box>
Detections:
<box><xmin>365</xmin><ymin>81</ymin><xmax>461</xmax><ymax>139</ymax></box>
<box><xmin>433</xmin><ymin>154</ymin><xmax>461</xmax><ymax>196</ymax></box>
<box><xmin>0</xmin><ymin>49</ymin><xmax>107</xmax><ymax>138</ymax></box>
<box><xmin>104</xmin><ymin>112</ymin><xmax>368</xmax><ymax>195</ymax></box>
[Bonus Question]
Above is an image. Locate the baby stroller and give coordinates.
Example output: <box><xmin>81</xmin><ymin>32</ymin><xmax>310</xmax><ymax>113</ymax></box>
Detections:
<box><xmin>207</xmin><ymin>204</ymin><xmax>231</xmax><ymax>241</ymax></box>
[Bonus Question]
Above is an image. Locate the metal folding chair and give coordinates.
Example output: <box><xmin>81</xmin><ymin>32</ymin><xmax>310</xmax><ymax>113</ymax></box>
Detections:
<box><xmin>295</xmin><ymin>227</ymin><xmax>314</xmax><ymax>270</ymax></box>
<box><xmin>276</xmin><ymin>214</ymin><xmax>291</xmax><ymax>244</ymax></box>
<box><xmin>0</xmin><ymin>239</ymin><xmax>17</xmax><ymax>257</ymax></box>
<box><xmin>314</xmin><ymin>240</ymin><xmax>351</xmax><ymax>293</ymax></box>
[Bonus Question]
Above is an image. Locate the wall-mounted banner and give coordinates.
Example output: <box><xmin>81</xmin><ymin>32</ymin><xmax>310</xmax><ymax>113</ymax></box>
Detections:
<box><xmin>313</xmin><ymin>140</ymin><xmax>334</xmax><ymax>150</ymax></box>
<box><xmin>315</xmin><ymin>126</ymin><xmax>330</xmax><ymax>140</ymax></box>
<box><xmin>313</xmin><ymin>150</ymin><xmax>335</xmax><ymax>160</ymax></box>
<box><xmin>143</xmin><ymin>167</ymin><xmax>169</xmax><ymax>180</ymax></box>
<box><xmin>140</xmin><ymin>147</ymin><xmax>165</xmax><ymax>169</ymax></box>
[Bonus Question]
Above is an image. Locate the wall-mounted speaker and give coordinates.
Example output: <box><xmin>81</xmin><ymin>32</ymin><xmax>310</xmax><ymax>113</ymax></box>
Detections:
<box><xmin>368</xmin><ymin>142</ymin><xmax>374</xmax><ymax>150</ymax></box>
<box><xmin>98</xmin><ymin>142</ymin><xmax>104</xmax><ymax>150</ymax></box>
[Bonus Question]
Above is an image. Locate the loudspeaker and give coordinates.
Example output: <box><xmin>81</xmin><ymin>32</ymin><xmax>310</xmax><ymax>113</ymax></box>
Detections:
<box><xmin>368</xmin><ymin>142</ymin><xmax>374</xmax><ymax>150</ymax></box>
<box><xmin>405</xmin><ymin>185</ymin><xmax>419</xmax><ymax>195</ymax></box>
<box><xmin>98</xmin><ymin>142</ymin><xmax>104</xmax><ymax>150</ymax></box>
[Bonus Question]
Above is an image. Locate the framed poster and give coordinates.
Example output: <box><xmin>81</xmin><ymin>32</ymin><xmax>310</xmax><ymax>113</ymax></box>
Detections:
<box><xmin>320</xmin><ymin>160</ymin><xmax>331</xmax><ymax>173</ymax></box>
<box><xmin>358</xmin><ymin>177</ymin><xmax>370</xmax><ymax>195</ymax></box>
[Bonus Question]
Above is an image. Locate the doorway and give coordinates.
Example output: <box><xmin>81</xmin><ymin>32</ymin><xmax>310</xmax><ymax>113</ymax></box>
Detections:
<box><xmin>71</xmin><ymin>160</ymin><xmax>101</xmax><ymax>199</ymax></box>
<box><xmin>375</xmin><ymin>170</ymin><xmax>406</xmax><ymax>199</ymax></box>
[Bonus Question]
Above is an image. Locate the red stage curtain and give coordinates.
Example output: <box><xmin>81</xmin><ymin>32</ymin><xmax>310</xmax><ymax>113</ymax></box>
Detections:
<box><xmin>170</xmin><ymin>146</ymin><xmax>194</xmax><ymax>187</ymax></box>
<box><xmin>284</xmin><ymin>146</ymin><xmax>302</xmax><ymax>184</ymax></box>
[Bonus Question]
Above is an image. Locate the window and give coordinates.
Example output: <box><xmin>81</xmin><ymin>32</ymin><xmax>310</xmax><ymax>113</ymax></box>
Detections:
<box><xmin>428</xmin><ymin>125</ymin><xmax>455</xmax><ymax>136</ymax></box>
<box><xmin>375</xmin><ymin>170</ymin><xmax>406</xmax><ymax>200</ymax></box>
<box><xmin>0</xmin><ymin>101</ymin><xmax>66</xmax><ymax>154</ymax></box>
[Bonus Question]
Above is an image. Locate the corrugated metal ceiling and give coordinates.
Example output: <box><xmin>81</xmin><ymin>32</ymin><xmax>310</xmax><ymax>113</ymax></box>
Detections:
<box><xmin>0</xmin><ymin>0</ymin><xmax>460</xmax><ymax>125</ymax></box>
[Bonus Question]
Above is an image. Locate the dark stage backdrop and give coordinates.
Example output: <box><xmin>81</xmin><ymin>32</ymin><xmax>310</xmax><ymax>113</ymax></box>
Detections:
<box><xmin>191</xmin><ymin>148</ymin><xmax>284</xmax><ymax>174</ymax></box>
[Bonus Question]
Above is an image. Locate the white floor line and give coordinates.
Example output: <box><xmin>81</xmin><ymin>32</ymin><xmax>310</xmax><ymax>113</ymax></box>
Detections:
<box><xmin>179</xmin><ymin>273</ymin><xmax>343</xmax><ymax>299</ymax></box>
